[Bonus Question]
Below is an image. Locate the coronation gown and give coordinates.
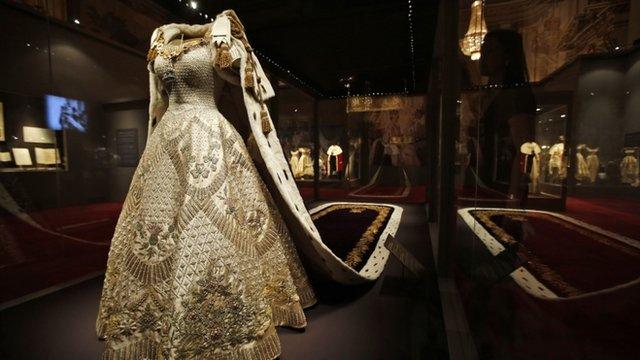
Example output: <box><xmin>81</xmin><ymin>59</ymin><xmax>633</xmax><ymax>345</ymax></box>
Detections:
<box><xmin>96</xmin><ymin>11</ymin><xmax>315</xmax><ymax>360</ymax></box>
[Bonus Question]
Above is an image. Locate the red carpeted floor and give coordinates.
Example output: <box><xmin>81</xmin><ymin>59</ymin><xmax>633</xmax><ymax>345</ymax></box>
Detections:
<box><xmin>1</xmin><ymin>203</ymin><xmax>122</xmax><ymax>304</ymax></box>
<box><xmin>299</xmin><ymin>185</ymin><xmax>427</xmax><ymax>203</ymax></box>
<box><xmin>566</xmin><ymin>196</ymin><xmax>640</xmax><ymax>240</ymax></box>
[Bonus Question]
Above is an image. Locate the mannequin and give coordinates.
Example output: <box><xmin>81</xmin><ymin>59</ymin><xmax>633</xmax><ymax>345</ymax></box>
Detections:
<box><xmin>327</xmin><ymin>145</ymin><xmax>344</xmax><ymax>176</ymax></box>
<box><xmin>586</xmin><ymin>146</ymin><xmax>600</xmax><ymax>183</ymax></box>
<box><xmin>548</xmin><ymin>136</ymin><xmax>566</xmax><ymax>183</ymax></box>
<box><xmin>345</xmin><ymin>138</ymin><xmax>360</xmax><ymax>180</ymax></box>
<box><xmin>297</xmin><ymin>147</ymin><xmax>314</xmax><ymax>178</ymax></box>
<box><xmin>620</xmin><ymin>148</ymin><xmax>639</xmax><ymax>186</ymax></box>
<box><xmin>290</xmin><ymin>149</ymin><xmax>301</xmax><ymax>179</ymax></box>
<box><xmin>520</xmin><ymin>141</ymin><xmax>541</xmax><ymax>193</ymax></box>
<box><xmin>575</xmin><ymin>144</ymin><xmax>590</xmax><ymax>183</ymax></box>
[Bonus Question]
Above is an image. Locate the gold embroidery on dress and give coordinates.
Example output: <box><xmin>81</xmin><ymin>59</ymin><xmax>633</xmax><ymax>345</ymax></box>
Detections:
<box><xmin>98</xmin><ymin>17</ymin><xmax>315</xmax><ymax>358</ymax></box>
<box><xmin>147</xmin><ymin>28</ymin><xmax>212</xmax><ymax>63</ymax></box>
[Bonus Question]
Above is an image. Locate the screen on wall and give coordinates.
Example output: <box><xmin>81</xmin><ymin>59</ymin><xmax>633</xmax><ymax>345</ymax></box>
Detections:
<box><xmin>45</xmin><ymin>94</ymin><xmax>88</xmax><ymax>132</ymax></box>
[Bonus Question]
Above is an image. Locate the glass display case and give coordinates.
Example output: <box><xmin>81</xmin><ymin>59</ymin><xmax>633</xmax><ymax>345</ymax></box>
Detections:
<box><xmin>431</xmin><ymin>1</ymin><xmax>640</xmax><ymax>359</ymax></box>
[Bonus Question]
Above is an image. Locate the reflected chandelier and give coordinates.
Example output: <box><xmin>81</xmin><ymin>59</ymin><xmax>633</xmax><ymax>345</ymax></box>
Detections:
<box><xmin>460</xmin><ymin>0</ymin><xmax>488</xmax><ymax>61</ymax></box>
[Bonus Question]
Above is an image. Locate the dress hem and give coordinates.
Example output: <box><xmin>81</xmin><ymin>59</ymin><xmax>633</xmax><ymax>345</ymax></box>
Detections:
<box><xmin>100</xmin><ymin>325</ymin><xmax>282</xmax><ymax>360</ymax></box>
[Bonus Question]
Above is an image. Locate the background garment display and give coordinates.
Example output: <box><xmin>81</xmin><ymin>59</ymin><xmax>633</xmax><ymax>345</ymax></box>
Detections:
<box><xmin>327</xmin><ymin>145</ymin><xmax>344</xmax><ymax>176</ymax></box>
<box><xmin>345</xmin><ymin>138</ymin><xmax>361</xmax><ymax>180</ymax></box>
<box><xmin>97</xmin><ymin>12</ymin><xmax>315</xmax><ymax>359</ymax></box>
<box><xmin>520</xmin><ymin>142</ymin><xmax>541</xmax><ymax>193</ymax></box>
<box><xmin>620</xmin><ymin>148</ymin><xmax>639</xmax><ymax>186</ymax></box>
<box><xmin>289</xmin><ymin>150</ymin><xmax>301</xmax><ymax>178</ymax></box>
<box><xmin>296</xmin><ymin>147</ymin><xmax>314</xmax><ymax>178</ymax></box>
<box><xmin>548</xmin><ymin>139</ymin><xmax>566</xmax><ymax>182</ymax></box>
<box><xmin>575</xmin><ymin>144</ymin><xmax>590</xmax><ymax>183</ymax></box>
<box><xmin>586</xmin><ymin>147</ymin><xmax>600</xmax><ymax>183</ymax></box>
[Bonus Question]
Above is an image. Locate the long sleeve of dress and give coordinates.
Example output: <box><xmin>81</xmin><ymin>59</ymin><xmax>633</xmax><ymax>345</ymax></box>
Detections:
<box><xmin>147</xmin><ymin>28</ymin><xmax>168</xmax><ymax>143</ymax></box>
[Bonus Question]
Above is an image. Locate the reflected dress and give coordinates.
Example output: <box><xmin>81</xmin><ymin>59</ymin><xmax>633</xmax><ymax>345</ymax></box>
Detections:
<box><xmin>96</xmin><ymin>12</ymin><xmax>315</xmax><ymax>360</ymax></box>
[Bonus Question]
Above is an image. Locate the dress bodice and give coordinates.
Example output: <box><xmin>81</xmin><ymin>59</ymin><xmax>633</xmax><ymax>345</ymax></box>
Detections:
<box><xmin>152</xmin><ymin>37</ymin><xmax>218</xmax><ymax>111</ymax></box>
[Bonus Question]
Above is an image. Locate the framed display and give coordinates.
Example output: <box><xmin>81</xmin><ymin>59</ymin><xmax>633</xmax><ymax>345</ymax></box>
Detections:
<box><xmin>34</xmin><ymin>147</ymin><xmax>61</xmax><ymax>165</ymax></box>
<box><xmin>116</xmin><ymin>128</ymin><xmax>139</xmax><ymax>167</ymax></box>
<box><xmin>11</xmin><ymin>148</ymin><xmax>32</xmax><ymax>166</ymax></box>
<box><xmin>0</xmin><ymin>152</ymin><xmax>11</xmax><ymax>162</ymax></box>
<box><xmin>23</xmin><ymin>126</ymin><xmax>56</xmax><ymax>144</ymax></box>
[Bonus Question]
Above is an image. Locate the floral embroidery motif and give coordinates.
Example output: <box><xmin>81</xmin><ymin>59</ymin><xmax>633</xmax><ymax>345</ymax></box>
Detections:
<box><xmin>175</xmin><ymin>262</ymin><xmax>270</xmax><ymax>358</ymax></box>
<box><xmin>132</xmin><ymin>221</ymin><xmax>178</xmax><ymax>264</ymax></box>
<box><xmin>187</xmin><ymin>143</ymin><xmax>221</xmax><ymax>180</ymax></box>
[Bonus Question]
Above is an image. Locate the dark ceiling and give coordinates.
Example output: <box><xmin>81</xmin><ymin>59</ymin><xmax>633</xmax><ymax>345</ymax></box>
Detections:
<box><xmin>153</xmin><ymin>0</ymin><xmax>440</xmax><ymax>98</ymax></box>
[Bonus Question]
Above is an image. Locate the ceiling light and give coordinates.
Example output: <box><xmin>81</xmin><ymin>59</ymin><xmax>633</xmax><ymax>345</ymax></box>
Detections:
<box><xmin>460</xmin><ymin>0</ymin><xmax>487</xmax><ymax>61</ymax></box>
<box><xmin>73</xmin><ymin>18</ymin><xmax>80</xmax><ymax>25</ymax></box>
<box><xmin>190</xmin><ymin>1</ymin><xmax>198</xmax><ymax>10</ymax></box>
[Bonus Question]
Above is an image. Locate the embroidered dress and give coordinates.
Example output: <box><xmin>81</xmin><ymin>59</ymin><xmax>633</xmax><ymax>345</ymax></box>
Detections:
<box><xmin>289</xmin><ymin>150</ymin><xmax>300</xmax><ymax>178</ymax></box>
<box><xmin>586</xmin><ymin>148</ymin><xmax>599</xmax><ymax>183</ymax></box>
<box><xmin>620</xmin><ymin>152</ymin><xmax>639</xmax><ymax>186</ymax></box>
<box><xmin>96</xmin><ymin>11</ymin><xmax>315</xmax><ymax>359</ymax></box>
<box><xmin>548</xmin><ymin>142</ymin><xmax>566</xmax><ymax>180</ymax></box>
<box><xmin>575</xmin><ymin>151</ymin><xmax>590</xmax><ymax>183</ymax></box>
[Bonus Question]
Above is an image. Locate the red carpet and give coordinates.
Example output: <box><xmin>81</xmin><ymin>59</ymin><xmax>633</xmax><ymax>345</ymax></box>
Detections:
<box><xmin>1</xmin><ymin>203</ymin><xmax>122</xmax><ymax>304</ymax></box>
<box><xmin>299</xmin><ymin>185</ymin><xmax>427</xmax><ymax>203</ymax></box>
<box><xmin>566</xmin><ymin>196</ymin><xmax>640</xmax><ymax>240</ymax></box>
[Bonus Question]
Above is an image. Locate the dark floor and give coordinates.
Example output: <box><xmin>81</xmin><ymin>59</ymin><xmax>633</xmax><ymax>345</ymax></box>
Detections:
<box><xmin>0</xmin><ymin>204</ymin><xmax>447</xmax><ymax>360</ymax></box>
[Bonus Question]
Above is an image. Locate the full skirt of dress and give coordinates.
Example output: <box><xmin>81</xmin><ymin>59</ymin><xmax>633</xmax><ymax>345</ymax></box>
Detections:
<box><xmin>96</xmin><ymin>107</ymin><xmax>315</xmax><ymax>359</ymax></box>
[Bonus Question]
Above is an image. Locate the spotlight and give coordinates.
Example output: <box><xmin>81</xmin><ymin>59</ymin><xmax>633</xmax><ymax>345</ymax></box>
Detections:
<box><xmin>190</xmin><ymin>1</ymin><xmax>198</xmax><ymax>10</ymax></box>
<box><xmin>73</xmin><ymin>18</ymin><xmax>80</xmax><ymax>25</ymax></box>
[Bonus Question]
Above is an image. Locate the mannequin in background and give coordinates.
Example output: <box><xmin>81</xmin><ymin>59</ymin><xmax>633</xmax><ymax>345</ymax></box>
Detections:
<box><xmin>520</xmin><ymin>142</ymin><xmax>541</xmax><ymax>193</ymax></box>
<box><xmin>327</xmin><ymin>144</ymin><xmax>344</xmax><ymax>176</ymax></box>
<box><xmin>290</xmin><ymin>149</ymin><xmax>301</xmax><ymax>178</ymax></box>
<box><xmin>586</xmin><ymin>146</ymin><xmax>600</xmax><ymax>183</ymax></box>
<box><xmin>620</xmin><ymin>148</ymin><xmax>639</xmax><ymax>186</ymax></box>
<box><xmin>548</xmin><ymin>136</ymin><xmax>566</xmax><ymax>183</ymax></box>
<box><xmin>297</xmin><ymin>147</ymin><xmax>314</xmax><ymax>179</ymax></box>
<box><xmin>575</xmin><ymin>144</ymin><xmax>590</xmax><ymax>183</ymax></box>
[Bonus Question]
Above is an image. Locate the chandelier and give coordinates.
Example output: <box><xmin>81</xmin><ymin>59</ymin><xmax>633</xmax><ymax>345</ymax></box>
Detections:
<box><xmin>460</xmin><ymin>0</ymin><xmax>488</xmax><ymax>61</ymax></box>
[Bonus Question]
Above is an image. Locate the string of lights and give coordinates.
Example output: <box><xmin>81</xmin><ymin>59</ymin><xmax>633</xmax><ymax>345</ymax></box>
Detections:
<box><xmin>253</xmin><ymin>49</ymin><xmax>325</xmax><ymax>97</ymax></box>
<box><xmin>407</xmin><ymin>0</ymin><xmax>416</xmax><ymax>91</ymax></box>
<box><xmin>329</xmin><ymin>91</ymin><xmax>409</xmax><ymax>100</ymax></box>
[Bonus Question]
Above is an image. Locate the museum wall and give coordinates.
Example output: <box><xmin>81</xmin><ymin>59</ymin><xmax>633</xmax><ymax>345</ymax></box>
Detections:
<box><xmin>623</xmin><ymin>48</ymin><xmax>640</xmax><ymax>134</ymax></box>
<box><xmin>576</xmin><ymin>57</ymin><xmax>627</xmax><ymax>161</ymax></box>
<box><xmin>574</xmin><ymin>47</ymin><xmax>640</xmax><ymax>177</ymax></box>
<box><xmin>104</xmin><ymin>106</ymin><xmax>148</xmax><ymax>202</ymax></box>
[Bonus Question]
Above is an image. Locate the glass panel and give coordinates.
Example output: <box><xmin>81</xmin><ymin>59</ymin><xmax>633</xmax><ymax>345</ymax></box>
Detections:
<box><xmin>0</xmin><ymin>1</ymin><xmax>147</xmax><ymax>303</ymax></box>
<box><xmin>445</xmin><ymin>1</ymin><xmax>639</xmax><ymax>359</ymax></box>
<box><xmin>274</xmin><ymin>81</ymin><xmax>316</xmax><ymax>202</ymax></box>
